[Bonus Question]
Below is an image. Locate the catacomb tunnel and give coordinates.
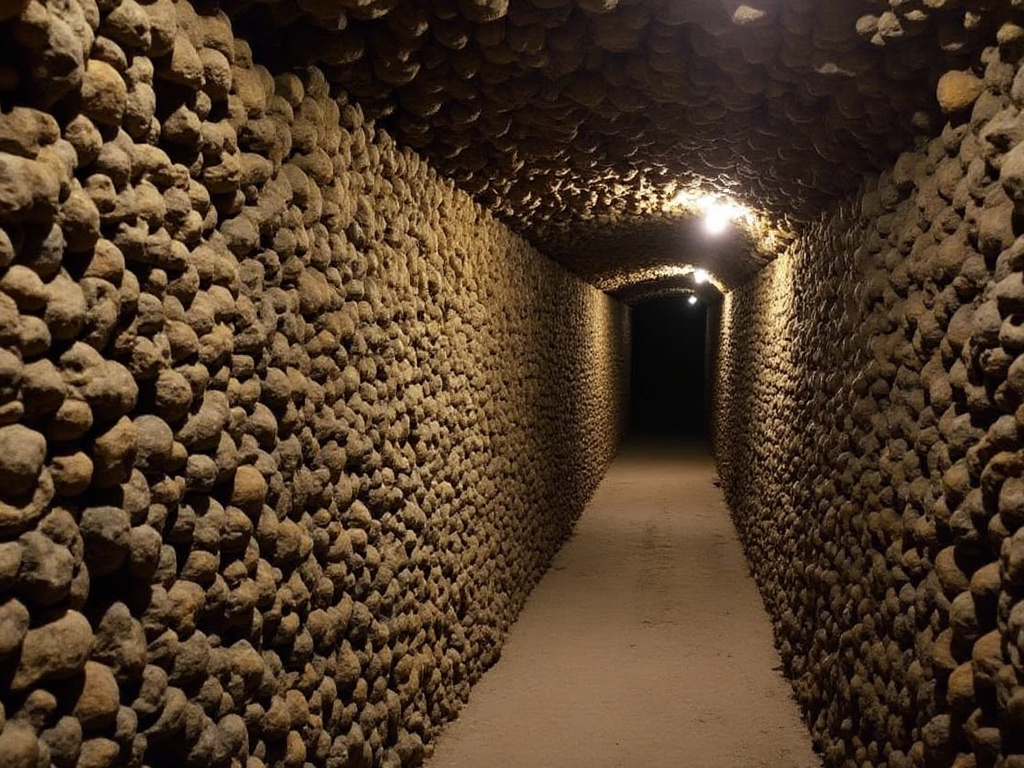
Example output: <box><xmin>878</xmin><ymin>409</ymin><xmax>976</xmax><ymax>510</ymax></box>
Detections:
<box><xmin>0</xmin><ymin>0</ymin><xmax>1022</xmax><ymax>766</ymax></box>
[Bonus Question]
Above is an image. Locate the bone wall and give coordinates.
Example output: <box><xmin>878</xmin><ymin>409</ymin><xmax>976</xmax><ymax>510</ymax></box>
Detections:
<box><xmin>714</xmin><ymin>40</ymin><xmax>1024</xmax><ymax>768</ymax></box>
<box><xmin>0</xmin><ymin>4</ymin><xmax>630</xmax><ymax>767</ymax></box>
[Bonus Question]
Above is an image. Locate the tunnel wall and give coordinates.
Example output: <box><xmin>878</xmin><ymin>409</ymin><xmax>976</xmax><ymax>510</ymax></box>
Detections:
<box><xmin>0</xmin><ymin>5</ymin><xmax>631</xmax><ymax>767</ymax></box>
<box><xmin>714</xmin><ymin>42</ymin><xmax>1024</xmax><ymax>768</ymax></box>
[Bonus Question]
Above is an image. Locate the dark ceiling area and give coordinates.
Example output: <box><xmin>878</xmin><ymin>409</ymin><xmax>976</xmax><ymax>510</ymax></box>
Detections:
<box><xmin>221</xmin><ymin>0</ymin><xmax>1010</xmax><ymax>296</ymax></box>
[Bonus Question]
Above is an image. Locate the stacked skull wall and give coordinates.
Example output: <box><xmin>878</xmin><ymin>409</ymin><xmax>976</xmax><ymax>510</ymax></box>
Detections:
<box><xmin>714</xmin><ymin>36</ymin><xmax>1024</xmax><ymax>768</ymax></box>
<box><xmin>0</xmin><ymin>3</ymin><xmax>631</xmax><ymax>767</ymax></box>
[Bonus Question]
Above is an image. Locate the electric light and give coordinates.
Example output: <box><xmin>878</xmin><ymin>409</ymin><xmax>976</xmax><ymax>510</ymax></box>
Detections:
<box><xmin>687</xmin><ymin>295</ymin><xmax>699</xmax><ymax>306</ymax></box>
<box><xmin>703</xmin><ymin>203</ymin><xmax>732</xmax><ymax>235</ymax></box>
<box><xmin>666</xmin><ymin>188</ymin><xmax>775</xmax><ymax>248</ymax></box>
<box><xmin>693</xmin><ymin>269</ymin><xmax>709</xmax><ymax>284</ymax></box>
<box><xmin>672</xmin><ymin>192</ymin><xmax>751</xmax><ymax>236</ymax></box>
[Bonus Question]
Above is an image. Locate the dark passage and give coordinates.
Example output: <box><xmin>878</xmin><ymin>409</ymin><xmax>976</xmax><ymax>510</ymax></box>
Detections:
<box><xmin>629</xmin><ymin>295</ymin><xmax>709</xmax><ymax>437</ymax></box>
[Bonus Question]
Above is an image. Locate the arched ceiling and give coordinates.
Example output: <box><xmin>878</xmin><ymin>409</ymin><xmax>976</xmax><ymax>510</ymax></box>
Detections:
<box><xmin>222</xmin><ymin>0</ymin><xmax>1018</xmax><ymax>292</ymax></box>
<box><xmin>604</xmin><ymin>267</ymin><xmax>725</xmax><ymax>305</ymax></box>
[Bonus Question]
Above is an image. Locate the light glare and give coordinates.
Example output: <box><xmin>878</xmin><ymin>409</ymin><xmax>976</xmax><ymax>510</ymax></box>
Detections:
<box><xmin>677</xmin><ymin>193</ymin><xmax>750</xmax><ymax>236</ymax></box>
<box><xmin>704</xmin><ymin>204</ymin><xmax>732</xmax><ymax>234</ymax></box>
<box><xmin>664</xmin><ymin>187</ymin><xmax>786</xmax><ymax>254</ymax></box>
<box><xmin>693</xmin><ymin>269</ymin><xmax>709</xmax><ymax>284</ymax></box>
<box><xmin>687</xmin><ymin>295</ymin><xmax>699</xmax><ymax>306</ymax></box>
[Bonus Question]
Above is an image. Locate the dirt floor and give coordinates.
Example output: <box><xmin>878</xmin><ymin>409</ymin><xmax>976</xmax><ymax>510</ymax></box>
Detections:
<box><xmin>425</xmin><ymin>440</ymin><xmax>823</xmax><ymax>768</ymax></box>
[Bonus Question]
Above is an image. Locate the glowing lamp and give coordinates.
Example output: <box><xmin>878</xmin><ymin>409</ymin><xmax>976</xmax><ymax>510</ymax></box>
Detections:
<box><xmin>704</xmin><ymin>205</ymin><xmax>731</xmax><ymax>234</ymax></box>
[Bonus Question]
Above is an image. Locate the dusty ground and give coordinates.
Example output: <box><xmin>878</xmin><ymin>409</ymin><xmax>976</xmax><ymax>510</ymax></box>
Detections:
<box><xmin>425</xmin><ymin>439</ymin><xmax>822</xmax><ymax>768</ymax></box>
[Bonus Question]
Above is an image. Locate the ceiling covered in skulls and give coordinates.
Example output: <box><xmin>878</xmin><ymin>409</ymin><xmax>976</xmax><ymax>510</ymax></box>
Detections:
<box><xmin>220</xmin><ymin>0</ymin><xmax>1009</xmax><ymax>299</ymax></box>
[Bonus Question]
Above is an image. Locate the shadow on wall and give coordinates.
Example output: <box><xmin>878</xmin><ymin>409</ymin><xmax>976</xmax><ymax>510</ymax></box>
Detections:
<box><xmin>629</xmin><ymin>295</ymin><xmax>710</xmax><ymax>438</ymax></box>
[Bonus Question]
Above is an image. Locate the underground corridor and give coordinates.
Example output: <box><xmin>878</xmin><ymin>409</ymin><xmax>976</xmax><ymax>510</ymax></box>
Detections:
<box><xmin>424</xmin><ymin>290</ymin><xmax>818</xmax><ymax>768</ymax></box>
<box><xmin>0</xmin><ymin>1</ymin><xmax>1022</xmax><ymax>768</ymax></box>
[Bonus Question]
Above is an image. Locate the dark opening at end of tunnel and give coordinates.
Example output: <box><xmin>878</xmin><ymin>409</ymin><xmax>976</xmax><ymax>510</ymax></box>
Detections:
<box><xmin>629</xmin><ymin>294</ymin><xmax>711</xmax><ymax>440</ymax></box>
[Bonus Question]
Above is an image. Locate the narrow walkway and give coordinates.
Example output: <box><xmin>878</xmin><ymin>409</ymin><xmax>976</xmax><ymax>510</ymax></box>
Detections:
<box><xmin>426</xmin><ymin>440</ymin><xmax>821</xmax><ymax>768</ymax></box>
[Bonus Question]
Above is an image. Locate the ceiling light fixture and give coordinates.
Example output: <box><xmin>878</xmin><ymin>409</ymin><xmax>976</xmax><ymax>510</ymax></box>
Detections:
<box><xmin>700</xmin><ymin>196</ymin><xmax>742</xmax><ymax>235</ymax></box>
<box><xmin>704</xmin><ymin>208</ymin><xmax>730</xmax><ymax>235</ymax></box>
<box><xmin>688</xmin><ymin>294</ymin><xmax>699</xmax><ymax>306</ymax></box>
<box><xmin>669</xmin><ymin>192</ymin><xmax>751</xmax><ymax>236</ymax></box>
<box><xmin>693</xmin><ymin>268</ymin><xmax>709</xmax><ymax>284</ymax></box>
<box><xmin>665</xmin><ymin>188</ymin><xmax>778</xmax><ymax>250</ymax></box>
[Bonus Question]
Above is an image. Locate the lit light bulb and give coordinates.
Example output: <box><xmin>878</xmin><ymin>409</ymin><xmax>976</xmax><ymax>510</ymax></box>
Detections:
<box><xmin>687</xmin><ymin>294</ymin><xmax>699</xmax><ymax>306</ymax></box>
<box><xmin>704</xmin><ymin>206</ymin><xmax>730</xmax><ymax>235</ymax></box>
<box><xmin>693</xmin><ymin>269</ymin><xmax>709</xmax><ymax>284</ymax></box>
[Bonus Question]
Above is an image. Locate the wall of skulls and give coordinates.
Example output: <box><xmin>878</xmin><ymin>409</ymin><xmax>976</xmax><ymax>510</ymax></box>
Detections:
<box><xmin>0</xmin><ymin>3</ymin><xmax>631</xmax><ymax>767</ymax></box>
<box><xmin>714</xmin><ymin>35</ymin><xmax>1024</xmax><ymax>768</ymax></box>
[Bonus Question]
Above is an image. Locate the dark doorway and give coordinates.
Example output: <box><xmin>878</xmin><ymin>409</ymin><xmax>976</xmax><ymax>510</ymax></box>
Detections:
<box><xmin>629</xmin><ymin>294</ymin><xmax>709</xmax><ymax>437</ymax></box>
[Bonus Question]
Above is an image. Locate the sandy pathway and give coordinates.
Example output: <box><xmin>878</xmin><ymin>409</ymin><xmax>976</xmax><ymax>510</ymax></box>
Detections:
<box><xmin>425</xmin><ymin>440</ymin><xmax>822</xmax><ymax>768</ymax></box>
